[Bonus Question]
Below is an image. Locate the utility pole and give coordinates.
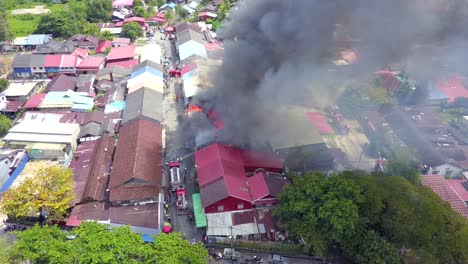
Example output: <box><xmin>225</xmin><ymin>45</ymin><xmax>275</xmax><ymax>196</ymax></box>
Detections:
<box><xmin>230</xmin><ymin>225</ymin><xmax>234</xmax><ymax>262</ymax></box>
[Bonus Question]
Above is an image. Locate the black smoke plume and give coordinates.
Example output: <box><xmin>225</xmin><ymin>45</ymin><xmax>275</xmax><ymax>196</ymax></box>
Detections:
<box><xmin>190</xmin><ymin>0</ymin><xmax>468</xmax><ymax>147</ymax></box>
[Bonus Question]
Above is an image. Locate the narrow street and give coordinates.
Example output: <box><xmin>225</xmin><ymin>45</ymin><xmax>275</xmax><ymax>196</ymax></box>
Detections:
<box><xmin>160</xmin><ymin>35</ymin><xmax>202</xmax><ymax>243</ymax></box>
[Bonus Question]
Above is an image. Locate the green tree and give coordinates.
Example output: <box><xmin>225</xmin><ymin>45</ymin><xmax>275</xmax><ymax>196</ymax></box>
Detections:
<box><xmin>274</xmin><ymin>172</ymin><xmax>363</xmax><ymax>254</ymax></box>
<box><xmin>0</xmin><ymin>1</ymin><xmax>10</xmax><ymax>42</ymax></box>
<box><xmin>36</xmin><ymin>10</ymin><xmax>80</xmax><ymax>38</ymax></box>
<box><xmin>0</xmin><ymin>78</ymin><xmax>9</xmax><ymax>92</ymax></box>
<box><xmin>133</xmin><ymin>6</ymin><xmax>146</xmax><ymax>17</ymax></box>
<box><xmin>0</xmin><ymin>115</ymin><xmax>12</xmax><ymax>137</ymax></box>
<box><xmin>0</xmin><ymin>237</ymin><xmax>10</xmax><ymax>264</ymax></box>
<box><xmin>81</xmin><ymin>23</ymin><xmax>100</xmax><ymax>36</ymax></box>
<box><xmin>99</xmin><ymin>30</ymin><xmax>114</xmax><ymax>40</ymax></box>
<box><xmin>0</xmin><ymin>165</ymin><xmax>74</xmax><ymax>220</ymax></box>
<box><xmin>9</xmin><ymin>222</ymin><xmax>209</xmax><ymax>263</ymax></box>
<box><xmin>143</xmin><ymin>233</ymin><xmax>208</xmax><ymax>264</ymax></box>
<box><xmin>9</xmin><ymin>224</ymin><xmax>74</xmax><ymax>264</ymax></box>
<box><xmin>165</xmin><ymin>9</ymin><xmax>174</xmax><ymax>23</ymax></box>
<box><xmin>85</xmin><ymin>0</ymin><xmax>112</xmax><ymax>23</ymax></box>
<box><xmin>69</xmin><ymin>0</ymin><xmax>88</xmax><ymax>23</ymax></box>
<box><xmin>152</xmin><ymin>0</ymin><xmax>166</xmax><ymax>7</ymax></box>
<box><xmin>175</xmin><ymin>5</ymin><xmax>189</xmax><ymax>19</ymax></box>
<box><xmin>387</xmin><ymin>148</ymin><xmax>421</xmax><ymax>184</ymax></box>
<box><xmin>121</xmin><ymin>22</ymin><xmax>143</xmax><ymax>41</ymax></box>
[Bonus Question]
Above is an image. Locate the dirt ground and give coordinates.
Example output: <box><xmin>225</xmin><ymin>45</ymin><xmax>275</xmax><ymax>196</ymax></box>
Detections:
<box><xmin>10</xmin><ymin>5</ymin><xmax>50</xmax><ymax>15</ymax></box>
<box><xmin>11</xmin><ymin>160</ymin><xmax>60</xmax><ymax>188</ymax></box>
<box><xmin>0</xmin><ymin>55</ymin><xmax>13</xmax><ymax>79</ymax></box>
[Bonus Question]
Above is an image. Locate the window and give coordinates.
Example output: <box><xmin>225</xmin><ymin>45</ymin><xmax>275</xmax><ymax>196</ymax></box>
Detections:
<box><xmin>237</xmin><ymin>203</ymin><xmax>244</xmax><ymax>209</ymax></box>
<box><xmin>39</xmin><ymin>67</ymin><xmax>43</xmax><ymax>70</ymax></box>
<box><xmin>33</xmin><ymin>67</ymin><xmax>37</xmax><ymax>70</ymax></box>
<box><xmin>217</xmin><ymin>205</ymin><xmax>224</xmax><ymax>212</ymax></box>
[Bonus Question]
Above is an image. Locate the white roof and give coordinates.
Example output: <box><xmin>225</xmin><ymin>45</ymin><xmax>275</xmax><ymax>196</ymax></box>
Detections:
<box><xmin>183</xmin><ymin>77</ymin><xmax>200</xmax><ymax>98</ymax></box>
<box><xmin>4</xmin><ymin>121</ymin><xmax>79</xmax><ymax>144</ymax></box>
<box><xmin>206</xmin><ymin>211</ymin><xmax>260</xmax><ymax>237</ymax></box>
<box><xmin>136</xmin><ymin>44</ymin><xmax>162</xmax><ymax>64</ymax></box>
<box><xmin>3</xmin><ymin>82</ymin><xmax>40</xmax><ymax>97</ymax></box>
<box><xmin>179</xmin><ymin>41</ymin><xmax>207</xmax><ymax>61</ymax></box>
<box><xmin>100</xmin><ymin>28</ymin><xmax>122</xmax><ymax>34</ymax></box>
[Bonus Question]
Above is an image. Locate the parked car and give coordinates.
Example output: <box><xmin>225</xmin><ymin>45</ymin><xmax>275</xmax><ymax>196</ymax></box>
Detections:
<box><xmin>268</xmin><ymin>254</ymin><xmax>288</xmax><ymax>264</ymax></box>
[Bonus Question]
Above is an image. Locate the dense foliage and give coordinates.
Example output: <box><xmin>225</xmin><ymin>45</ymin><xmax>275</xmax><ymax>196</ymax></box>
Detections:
<box><xmin>36</xmin><ymin>10</ymin><xmax>80</xmax><ymax>38</ymax></box>
<box><xmin>0</xmin><ymin>2</ymin><xmax>10</xmax><ymax>41</ymax></box>
<box><xmin>274</xmin><ymin>171</ymin><xmax>468</xmax><ymax>263</ymax></box>
<box><xmin>0</xmin><ymin>115</ymin><xmax>12</xmax><ymax>137</ymax></box>
<box><xmin>0</xmin><ymin>166</ymin><xmax>74</xmax><ymax>220</ymax></box>
<box><xmin>7</xmin><ymin>222</ymin><xmax>208</xmax><ymax>264</ymax></box>
<box><xmin>121</xmin><ymin>22</ymin><xmax>143</xmax><ymax>41</ymax></box>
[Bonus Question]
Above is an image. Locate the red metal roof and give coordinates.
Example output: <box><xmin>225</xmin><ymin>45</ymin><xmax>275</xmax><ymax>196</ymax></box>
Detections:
<box><xmin>71</xmin><ymin>48</ymin><xmax>89</xmax><ymax>58</ymax></box>
<box><xmin>124</xmin><ymin>17</ymin><xmax>145</xmax><ymax>23</ymax></box>
<box><xmin>148</xmin><ymin>16</ymin><xmax>165</xmax><ymax>23</ymax></box>
<box><xmin>306</xmin><ymin>112</ymin><xmax>334</xmax><ymax>134</ymax></box>
<box><xmin>109</xmin><ymin>203</ymin><xmax>159</xmax><ymax>228</ymax></box>
<box><xmin>436</xmin><ymin>76</ymin><xmax>468</xmax><ymax>103</ymax></box>
<box><xmin>96</xmin><ymin>40</ymin><xmax>113</xmax><ymax>53</ymax></box>
<box><xmin>247</xmin><ymin>171</ymin><xmax>288</xmax><ymax>203</ymax></box>
<box><xmin>240</xmin><ymin>149</ymin><xmax>282</xmax><ymax>173</ymax></box>
<box><xmin>46</xmin><ymin>74</ymin><xmax>77</xmax><ymax>92</ymax></box>
<box><xmin>421</xmin><ymin>175</ymin><xmax>468</xmax><ymax>218</ymax></box>
<box><xmin>106</xmin><ymin>58</ymin><xmax>139</xmax><ymax>68</ymax></box>
<box><xmin>62</xmin><ymin>55</ymin><xmax>78</xmax><ymax>68</ymax></box>
<box><xmin>44</xmin><ymin>54</ymin><xmax>62</xmax><ymax>67</ymax></box>
<box><xmin>107</xmin><ymin>45</ymin><xmax>136</xmax><ymax>61</ymax></box>
<box><xmin>3</xmin><ymin>101</ymin><xmax>25</xmax><ymax>112</ymax></box>
<box><xmin>67</xmin><ymin>202</ymin><xmax>109</xmax><ymax>226</ymax></box>
<box><xmin>375</xmin><ymin>70</ymin><xmax>402</xmax><ymax>92</ymax></box>
<box><xmin>77</xmin><ymin>57</ymin><xmax>105</xmax><ymax>70</ymax></box>
<box><xmin>70</xmin><ymin>140</ymin><xmax>97</xmax><ymax>205</ymax></box>
<box><xmin>23</xmin><ymin>93</ymin><xmax>46</xmax><ymax>108</ymax></box>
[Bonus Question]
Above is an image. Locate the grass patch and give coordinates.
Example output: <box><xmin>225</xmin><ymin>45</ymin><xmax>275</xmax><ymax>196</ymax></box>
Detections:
<box><xmin>7</xmin><ymin>14</ymin><xmax>42</xmax><ymax>37</ymax></box>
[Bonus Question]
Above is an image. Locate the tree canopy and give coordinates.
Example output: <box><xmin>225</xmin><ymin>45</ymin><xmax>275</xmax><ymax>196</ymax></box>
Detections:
<box><xmin>0</xmin><ymin>78</ymin><xmax>9</xmax><ymax>92</ymax></box>
<box><xmin>0</xmin><ymin>1</ymin><xmax>10</xmax><ymax>42</ymax></box>
<box><xmin>8</xmin><ymin>222</ymin><xmax>208</xmax><ymax>264</ymax></box>
<box><xmin>36</xmin><ymin>10</ymin><xmax>80</xmax><ymax>38</ymax></box>
<box><xmin>121</xmin><ymin>22</ymin><xmax>143</xmax><ymax>41</ymax></box>
<box><xmin>0</xmin><ymin>165</ymin><xmax>74</xmax><ymax>221</ymax></box>
<box><xmin>274</xmin><ymin>171</ymin><xmax>468</xmax><ymax>263</ymax></box>
<box><xmin>0</xmin><ymin>115</ymin><xmax>12</xmax><ymax>137</ymax></box>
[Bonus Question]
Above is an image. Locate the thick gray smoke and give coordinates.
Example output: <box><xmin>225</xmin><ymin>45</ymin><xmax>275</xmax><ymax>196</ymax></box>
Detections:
<box><xmin>191</xmin><ymin>0</ymin><xmax>468</xmax><ymax>147</ymax></box>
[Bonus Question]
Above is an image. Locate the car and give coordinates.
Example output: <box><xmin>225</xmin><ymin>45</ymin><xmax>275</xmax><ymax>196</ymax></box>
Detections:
<box><xmin>160</xmin><ymin>28</ymin><xmax>165</xmax><ymax>33</ymax></box>
<box><xmin>268</xmin><ymin>254</ymin><xmax>288</xmax><ymax>264</ymax></box>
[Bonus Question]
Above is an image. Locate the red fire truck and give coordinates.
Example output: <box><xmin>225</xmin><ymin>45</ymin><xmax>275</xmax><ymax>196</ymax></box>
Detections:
<box><xmin>176</xmin><ymin>188</ymin><xmax>188</xmax><ymax>215</ymax></box>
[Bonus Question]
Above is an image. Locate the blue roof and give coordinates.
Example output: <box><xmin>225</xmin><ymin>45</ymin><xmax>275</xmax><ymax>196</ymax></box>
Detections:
<box><xmin>105</xmin><ymin>101</ymin><xmax>126</xmax><ymax>113</ymax></box>
<box><xmin>429</xmin><ymin>85</ymin><xmax>449</xmax><ymax>101</ymax></box>
<box><xmin>26</xmin><ymin>34</ymin><xmax>50</xmax><ymax>45</ymax></box>
<box><xmin>43</xmin><ymin>90</ymin><xmax>94</xmax><ymax>106</ymax></box>
<box><xmin>168</xmin><ymin>3</ymin><xmax>177</xmax><ymax>8</ymax></box>
<box><xmin>131</xmin><ymin>66</ymin><xmax>163</xmax><ymax>79</ymax></box>
<box><xmin>188</xmin><ymin>1</ymin><xmax>199</xmax><ymax>9</ymax></box>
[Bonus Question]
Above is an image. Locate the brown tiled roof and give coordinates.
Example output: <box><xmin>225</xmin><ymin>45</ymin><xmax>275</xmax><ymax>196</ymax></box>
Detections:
<box><xmin>110</xmin><ymin>185</ymin><xmax>160</xmax><ymax>202</ymax></box>
<box><xmin>109</xmin><ymin>203</ymin><xmax>159</xmax><ymax>228</ymax></box>
<box><xmin>70</xmin><ymin>140</ymin><xmax>98</xmax><ymax>205</ymax></box>
<box><xmin>109</xmin><ymin>119</ymin><xmax>163</xmax><ymax>201</ymax></box>
<box><xmin>82</xmin><ymin>135</ymin><xmax>115</xmax><ymax>202</ymax></box>
<box><xmin>69</xmin><ymin>202</ymin><xmax>109</xmax><ymax>221</ymax></box>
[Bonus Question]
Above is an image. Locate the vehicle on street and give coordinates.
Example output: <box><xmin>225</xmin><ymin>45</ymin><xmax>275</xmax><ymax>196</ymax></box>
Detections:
<box><xmin>223</xmin><ymin>248</ymin><xmax>241</xmax><ymax>260</ymax></box>
<box><xmin>176</xmin><ymin>187</ymin><xmax>188</xmax><ymax>215</ymax></box>
<box><xmin>268</xmin><ymin>254</ymin><xmax>288</xmax><ymax>264</ymax></box>
<box><xmin>169</xmin><ymin>161</ymin><xmax>182</xmax><ymax>191</ymax></box>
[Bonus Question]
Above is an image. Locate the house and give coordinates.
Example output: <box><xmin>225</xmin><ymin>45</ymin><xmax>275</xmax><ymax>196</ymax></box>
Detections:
<box><xmin>3</xmin><ymin>81</ymin><xmax>44</xmax><ymax>101</ymax></box>
<box><xmin>0</xmin><ymin>98</ymin><xmax>25</xmax><ymax>118</ymax></box>
<box><xmin>45</xmin><ymin>74</ymin><xmax>77</xmax><ymax>92</ymax></box>
<box><xmin>108</xmin><ymin>119</ymin><xmax>163</xmax><ymax>204</ymax></box>
<box><xmin>96</xmin><ymin>66</ymin><xmax>131</xmax><ymax>82</ymax></box>
<box><xmin>109</xmin><ymin>203</ymin><xmax>162</xmax><ymax>236</ymax></box>
<box><xmin>69</xmin><ymin>134</ymin><xmax>114</xmax><ymax>205</ymax></box>
<box><xmin>123</xmin><ymin>17</ymin><xmax>146</xmax><ymax>29</ymax></box>
<box><xmin>247</xmin><ymin>171</ymin><xmax>288</xmax><ymax>206</ymax></box>
<box><xmin>23</xmin><ymin>94</ymin><xmax>47</xmax><ymax>109</ymax></box>
<box><xmin>13</xmin><ymin>34</ymin><xmax>52</xmax><ymax>50</ymax></box>
<box><xmin>106</xmin><ymin>45</ymin><xmax>138</xmax><ymax>68</ymax></box>
<box><xmin>176</xmin><ymin>23</ymin><xmax>208</xmax><ymax>62</ymax></box>
<box><xmin>112</xmin><ymin>0</ymin><xmax>134</xmax><ymax>8</ymax></box>
<box><xmin>44</xmin><ymin>54</ymin><xmax>80</xmax><ymax>77</ymax></box>
<box><xmin>12</xmin><ymin>54</ymin><xmax>46</xmax><ymax>79</ymax></box>
<box><xmin>76</xmin><ymin>57</ymin><xmax>106</xmax><ymax>74</ymax></box>
<box><xmin>99</xmin><ymin>23</ymin><xmax>123</xmax><ymax>35</ymax></box>
<box><xmin>421</xmin><ymin>175</ymin><xmax>468</xmax><ymax>218</ymax></box>
<box><xmin>180</xmin><ymin>63</ymin><xmax>200</xmax><ymax>100</ymax></box>
<box><xmin>198</xmin><ymin>11</ymin><xmax>217</xmax><ymax>21</ymax></box>
<box><xmin>195</xmin><ymin>143</ymin><xmax>283</xmax><ymax>214</ymax></box>
<box><xmin>78</xmin><ymin>111</ymin><xmax>105</xmax><ymax>138</ymax></box>
<box><xmin>147</xmin><ymin>13</ymin><xmax>165</xmax><ymax>24</ymax></box>
<box><xmin>122</xmin><ymin>87</ymin><xmax>163</xmax><ymax>125</ymax></box>
<box><xmin>71</xmin><ymin>48</ymin><xmax>89</xmax><ymax>59</ymax></box>
<box><xmin>3</xmin><ymin>121</ymin><xmax>80</xmax><ymax>160</ymax></box>
<box><xmin>0</xmin><ymin>150</ymin><xmax>29</xmax><ymax>192</ymax></box>
<box><xmin>40</xmin><ymin>90</ymin><xmax>94</xmax><ymax>112</ymax></box>
<box><xmin>34</xmin><ymin>40</ymin><xmax>76</xmax><ymax>54</ymax></box>
<box><xmin>20</xmin><ymin>111</ymin><xmax>86</xmax><ymax>124</ymax></box>
<box><xmin>68</xmin><ymin>35</ymin><xmax>100</xmax><ymax>51</ymax></box>
<box><xmin>127</xmin><ymin>61</ymin><xmax>164</xmax><ymax>94</ymax></box>
<box><xmin>112</xmin><ymin>38</ymin><xmax>131</xmax><ymax>47</ymax></box>
<box><xmin>112</xmin><ymin>11</ymin><xmax>126</xmax><ymax>21</ymax></box>
<box><xmin>96</xmin><ymin>40</ymin><xmax>113</xmax><ymax>53</ymax></box>
<box><xmin>136</xmin><ymin>44</ymin><xmax>162</xmax><ymax>63</ymax></box>
<box><xmin>76</xmin><ymin>74</ymin><xmax>96</xmax><ymax>94</ymax></box>
<box><xmin>375</xmin><ymin>70</ymin><xmax>404</xmax><ymax>92</ymax></box>
<box><xmin>435</xmin><ymin>76</ymin><xmax>468</xmax><ymax>103</ymax></box>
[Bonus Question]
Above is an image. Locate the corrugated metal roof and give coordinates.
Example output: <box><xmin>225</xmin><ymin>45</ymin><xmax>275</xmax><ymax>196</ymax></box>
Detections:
<box><xmin>123</xmin><ymin>87</ymin><xmax>163</xmax><ymax>124</ymax></box>
<box><xmin>178</xmin><ymin>41</ymin><xmax>207</xmax><ymax>61</ymax></box>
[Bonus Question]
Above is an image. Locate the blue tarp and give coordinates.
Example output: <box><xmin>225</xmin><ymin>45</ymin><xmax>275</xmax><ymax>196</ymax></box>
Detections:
<box><xmin>105</xmin><ymin>101</ymin><xmax>126</xmax><ymax>113</ymax></box>
<box><xmin>168</xmin><ymin>3</ymin><xmax>177</xmax><ymax>8</ymax></box>
<box><xmin>0</xmin><ymin>153</ymin><xmax>29</xmax><ymax>193</ymax></box>
<box><xmin>141</xmin><ymin>234</ymin><xmax>154</xmax><ymax>243</ymax></box>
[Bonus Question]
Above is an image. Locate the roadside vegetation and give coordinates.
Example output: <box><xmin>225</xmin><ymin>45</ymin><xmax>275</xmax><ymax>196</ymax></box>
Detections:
<box><xmin>274</xmin><ymin>171</ymin><xmax>468</xmax><ymax>263</ymax></box>
<box><xmin>4</xmin><ymin>222</ymin><xmax>208</xmax><ymax>263</ymax></box>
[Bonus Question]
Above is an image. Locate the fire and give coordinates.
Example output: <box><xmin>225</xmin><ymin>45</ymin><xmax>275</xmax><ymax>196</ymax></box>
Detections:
<box><xmin>187</xmin><ymin>104</ymin><xmax>203</xmax><ymax>114</ymax></box>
